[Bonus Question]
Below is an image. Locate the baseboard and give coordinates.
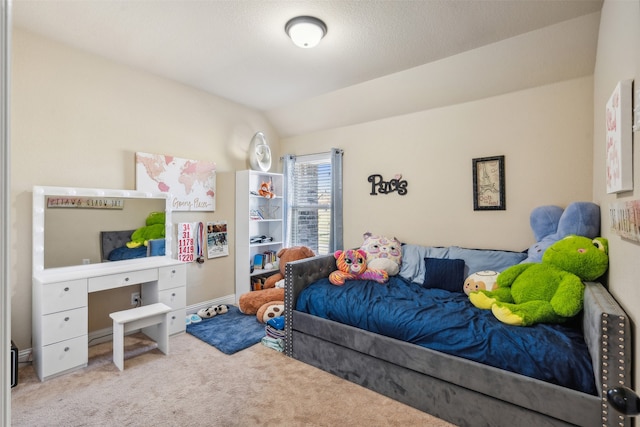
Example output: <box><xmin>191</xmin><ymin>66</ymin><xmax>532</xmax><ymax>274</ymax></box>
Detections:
<box><xmin>186</xmin><ymin>294</ymin><xmax>236</xmax><ymax>314</ymax></box>
<box><xmin>18</xmin><ymin>294</ymin><xmax>237</xmax><ymax>363</ymax></box>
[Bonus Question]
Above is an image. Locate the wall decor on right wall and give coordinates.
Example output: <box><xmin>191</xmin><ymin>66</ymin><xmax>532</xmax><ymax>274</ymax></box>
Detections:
<box><xmin>609</xmin><ymin>200</ymin><xmax>640</xmax><ymax>243</ymax></box>
<box><xmin>605</xmin><ymin>79</ymin><xmax>634</xmax><ymax>194</ymax></box>
<box><xmin>472</xmin><ymin>155</ymin><xmax>505</xmax><ymax>211</ymax></box>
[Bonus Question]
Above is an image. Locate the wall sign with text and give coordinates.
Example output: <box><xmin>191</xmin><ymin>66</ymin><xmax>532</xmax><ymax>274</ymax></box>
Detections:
<box><xmin>368</xmin><ymin>174</ymin><xmax>408</xmax><ymax>196</ymax></box>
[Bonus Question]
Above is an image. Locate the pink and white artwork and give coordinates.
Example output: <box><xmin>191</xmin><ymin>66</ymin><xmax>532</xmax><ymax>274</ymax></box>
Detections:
<box><xmin>605</xmin><ymin>80</ymin><xmax>633</xmax><ymax>194</ymax></box>
<box><xmin>136</xmin><ymin>152</ymin><xmax>216</xmax><ymax>211</ymax></box>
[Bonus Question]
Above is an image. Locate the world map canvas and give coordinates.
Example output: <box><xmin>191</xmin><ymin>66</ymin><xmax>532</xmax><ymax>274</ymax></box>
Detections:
<box><xmin>136</xmin><ymin>152</ymin><xmax>216</xmax><ymax>211</ymax></box>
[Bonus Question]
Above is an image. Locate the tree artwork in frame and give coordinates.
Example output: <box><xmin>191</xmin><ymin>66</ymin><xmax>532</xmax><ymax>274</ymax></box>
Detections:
<box><xmin>473</xmin><ymin>156</ymin><xmax>505</xmax><ymax>211</ymax></box>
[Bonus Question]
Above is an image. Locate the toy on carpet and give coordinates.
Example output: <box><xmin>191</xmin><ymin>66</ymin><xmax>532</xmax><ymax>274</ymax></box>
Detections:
<box><xmin>463</xmin><ymin>270</ymin><xmax>500</xmax><ymax>295</ymax></box>
<box><xmin>469</xmin><ymin>235</ymin><xmax>609</xmax><ymax>326</ymax></box>
<box><xmin>258</xmin><ymin>181</ymin><xmax>275</xmax><ymax>199</ymax></box>
<box><xmin>239</xmin><ymin>287</ymin><xmax>284</xmax><ymax>316</ymax></box>
<box><xmin>329</xmin><ymin>249</ymin><xmax>389</xmax><ymax>286</ymax></box>
<box><xmin>360</xmin><ymin>232</ymin><xmax>402</xmax><ymax>276</ymax></box>
<box><xmin>256</xmin><ymin>300</ymin><xmax>284</xmax><ymax>323</ymax></box>
<box><xmin>196</xmin><ymin>304</ymin><xmax>229</xmax><ymax>319</ymax></box>
<box><xmin>238</xmin><ymin>246</ymin><xmax>315</xmax><ymax>319</ymax></box>
<box><xmin>521</xmin><ymin>202</ymin><xmax>600</xmax><ymax>263</ymax></box>
<box><xmin>126</xmin><ymin>211</ymin><xmax>165</xmax><ymax>248</ymax></box>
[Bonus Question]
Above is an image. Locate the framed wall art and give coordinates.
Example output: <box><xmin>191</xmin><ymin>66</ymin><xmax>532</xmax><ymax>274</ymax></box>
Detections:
<box><xmin>136</xmin><ymin>152</ymin><xmax>217</xmax><ymax>211</ymax></box>
<box><xmin>606</xmin><ymin>79</ymin><xmax>633</xmax><ymax>194</ymax></box>
<box><xmin>472</xmin><ymin>155</ymin><xmax>505</xmax><ymax>211</ymax></box>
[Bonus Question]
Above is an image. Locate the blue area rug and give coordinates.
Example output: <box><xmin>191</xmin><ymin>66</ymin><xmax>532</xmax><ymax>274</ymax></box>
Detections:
<box><xmin>186</xmin><ymin>305</ymin><xmax>265</xmax><ymax>355</ymax></box>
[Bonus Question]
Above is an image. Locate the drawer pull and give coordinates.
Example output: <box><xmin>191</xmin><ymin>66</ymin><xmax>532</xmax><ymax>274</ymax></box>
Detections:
<box><xmin>171</xmin><ymin>269</ymin><xmax>176</xmax><ymax>274</ymax></box>
<box><xmin>171</xmin><ymin>293</ymin><xmax>176</xmax><ymax>297</ymax></box>
<box><xmin>171</xmin><ymin>315</ymin><xmax>176</xmax><ymax>320</ymax></box>
<box><xmin>64</xmin><ymin>347</ymin><xmax>70</xmax><ymax>352</ymax></box>
<box><xmin>64</xmin><ymin>287</ymin><xmax>70</xmax><ymax>292</ymax></box>
<box><xmin>124</xmin><ymin>277</ymin><xmax>130</xmax><ymax>282</ymax></box>
<box><xmin>64</xmin><ymin>317</ymin><xmax>70</xmax><ymax>322</ymax></box>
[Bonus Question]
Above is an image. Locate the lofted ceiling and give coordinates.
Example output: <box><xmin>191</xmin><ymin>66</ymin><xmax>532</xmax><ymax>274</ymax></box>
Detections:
<box><xmin>12</xmin><ymin>0</ymin><xmax>603</xmax><ymax>137</ymax></box>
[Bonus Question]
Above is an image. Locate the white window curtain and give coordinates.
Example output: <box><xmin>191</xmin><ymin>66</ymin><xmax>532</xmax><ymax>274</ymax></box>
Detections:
<box><xmin>283</xmin><ymin>149</ymin><xmax>343</xmax><ymax>255</ymax></box>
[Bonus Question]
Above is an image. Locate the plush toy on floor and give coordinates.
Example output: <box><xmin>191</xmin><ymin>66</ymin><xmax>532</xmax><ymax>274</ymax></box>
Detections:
<box><xmin>196</xmin><ymin>304</ymin><xmax>229</xmax><ymax>319</ymax></box>
<box><xmin>260</xmin><ymin>246</ymin><xmax>315</xmax><ymax>289</ymax></box>
<box><xmin>126</xmin><ymin>211</ymin><xmax>165</xmax><ymax>249</ymax></box>
<box><xmin>469</xmin><ymin>235</ymin><xmax>609</xmax><ymax>326</ymax></box>
<box><xmin>238</xmin><ymin>246</ymin><xmax>315</xmax><ymax>320</ymax></box>
<box><xmin>256</xmin><ymin>301</ymin><xmax>284</xmax><ymax>323</ymax></box>
<box><xmin>329</xmin><ymin>249</ymin><xmax>389</xmax><ymax>286</ymax></box>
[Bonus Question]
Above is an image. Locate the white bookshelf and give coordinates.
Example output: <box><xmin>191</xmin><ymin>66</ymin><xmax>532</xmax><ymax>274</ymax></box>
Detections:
<box><xmin>235</xmin><ymin>170</ymin><xmax>284</xmax><ymax>302</ymax></box>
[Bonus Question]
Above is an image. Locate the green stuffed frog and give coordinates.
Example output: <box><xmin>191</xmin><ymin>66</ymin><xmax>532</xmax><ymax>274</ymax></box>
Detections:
<box><xmin>126</xmin><ymin>211</ymin><xmax>165</xmax><ymax>248</ymax></box>
<box><xmin>469</xmin><ymin>235</ymin><xmax>608</xmax><ymax>326</ymax></box>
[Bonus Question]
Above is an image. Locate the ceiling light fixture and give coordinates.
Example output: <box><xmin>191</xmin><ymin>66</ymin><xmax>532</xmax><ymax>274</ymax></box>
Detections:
<box><xmin>285</xmin><ymin>16</ymin><xmax>327</xmax><ymax>49</ymax></box>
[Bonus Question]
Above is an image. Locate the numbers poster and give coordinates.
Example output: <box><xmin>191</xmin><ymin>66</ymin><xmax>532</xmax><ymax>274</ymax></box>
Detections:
<box><xmin>178</xmin><ymin>222</ymin><xmax>195</xmax><ymax>262</ymax></box>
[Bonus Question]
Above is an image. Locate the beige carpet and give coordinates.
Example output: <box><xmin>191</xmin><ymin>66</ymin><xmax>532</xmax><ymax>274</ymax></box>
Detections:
<box><xmin>12</xmin><ymin>333</ymin><xmax>455</xmax><ymax>426</ymax></box>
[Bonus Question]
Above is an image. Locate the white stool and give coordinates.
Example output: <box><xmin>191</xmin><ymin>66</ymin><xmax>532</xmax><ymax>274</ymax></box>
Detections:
<box><xmin>109</xmin><ymin>303</ymin><xmax>171</xmax><ymax>371</ymax></box>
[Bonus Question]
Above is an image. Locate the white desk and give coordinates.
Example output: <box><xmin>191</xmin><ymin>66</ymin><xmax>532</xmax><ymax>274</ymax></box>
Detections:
<box><xmin>32</xmin><ymin>258</ymin><xmax>186</xmax><ymax>381</ymax></box>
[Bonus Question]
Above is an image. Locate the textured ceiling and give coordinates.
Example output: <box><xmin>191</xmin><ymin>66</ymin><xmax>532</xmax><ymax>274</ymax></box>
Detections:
<box><xmin>12</xmin><ymin>0</ymin><xmax>603</xmax><ymax>136</ymax></box>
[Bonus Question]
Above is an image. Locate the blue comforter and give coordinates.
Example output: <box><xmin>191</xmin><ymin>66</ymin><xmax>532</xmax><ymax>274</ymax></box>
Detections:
<box><xmin>296</xmin><ymin>276</ymin><xmax>596</xmax><ymax>395</ymax></box>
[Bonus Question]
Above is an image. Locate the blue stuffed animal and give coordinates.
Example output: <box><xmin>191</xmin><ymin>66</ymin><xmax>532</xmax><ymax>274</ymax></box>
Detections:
<box><xmin>521</xmin><ymin>202</ymin><xmax>600</xmax><ymax>263</ymax></box>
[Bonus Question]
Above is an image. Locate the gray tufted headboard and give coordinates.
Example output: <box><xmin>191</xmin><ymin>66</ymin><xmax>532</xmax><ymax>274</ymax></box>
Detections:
<box><xmin>100</xmin><ymin>229</ymin><xmax>136</xmax><ymax>261</ymax></box>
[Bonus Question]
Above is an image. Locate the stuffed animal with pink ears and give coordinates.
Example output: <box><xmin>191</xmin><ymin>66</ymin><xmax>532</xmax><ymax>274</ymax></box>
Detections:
<box><xmin>329</xmin><ymin>249</ymin><xmax>389</xmax><ymax>286</ymax></box>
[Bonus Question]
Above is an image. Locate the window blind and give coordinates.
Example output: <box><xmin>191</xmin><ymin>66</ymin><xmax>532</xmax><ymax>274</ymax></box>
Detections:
<box><xmin>283</xmin><ymin>149</ymin><xmax>343</xmax><ymax>255</ymax></box>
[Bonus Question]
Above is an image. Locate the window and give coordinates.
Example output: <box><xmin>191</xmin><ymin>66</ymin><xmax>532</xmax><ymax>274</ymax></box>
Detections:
<box><xmin>283</xmin><ymin>149</ymin><xmax>343</xmax><ymax>255</ymax></box>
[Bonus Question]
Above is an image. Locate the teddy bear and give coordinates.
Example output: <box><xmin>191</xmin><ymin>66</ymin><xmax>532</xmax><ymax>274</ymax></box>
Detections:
<box><xmin>329</xmin><ymin>249</ymin><xmax>389</xmax><ymax>285</ymax></box>
<box><xmin>126</xmin><ymin>211</ymin><xmax>165</xmax><ymax>248</ymax></box>
<box><xmin>261</xmin><ymin>246</ymin><xmax>315</xmax><ymax>289</ymax></box>
<box><xmin>256</xmin><ymin>300</ymin><xmax>284</xmax><ymax>323</ymax></box>
<box><xmin>239</xmin><ymin>287</ymin><xmax>284</xmax><ymax>316</ymax></box>
<box><xmin>521</xmin><ymin>202</ymin><xmax>600</xmax><ymax>263</ymax></box>
<box><xmin>359</xmin><ymin>232</ymin><xmax>402</xmax><ymax>276</ymax></box>
<box><xmin>238</xmin><ymin>246</ymin><xmax>315</xmax><ymax>317</ymax></box>
<box><xmin>469</xmin><ymin>235</ymin><xmax>609</xmax><ymax>326</ymax></box>
<box><xmin>258</xmin><ymin>181</ymin><xmax>275</xmax><ymax>199</ymax></box>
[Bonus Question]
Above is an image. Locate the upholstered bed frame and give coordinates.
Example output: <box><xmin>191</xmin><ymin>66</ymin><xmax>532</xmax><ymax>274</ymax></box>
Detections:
<box><xmin>284</xmin><ymin>254</ymin><xmax>632</xmax><ymax>427</ymax></box>
<box><xmin>100</xmin><ymin>229</ymin><xmax>136</xmax><ymax>262</ymax></box>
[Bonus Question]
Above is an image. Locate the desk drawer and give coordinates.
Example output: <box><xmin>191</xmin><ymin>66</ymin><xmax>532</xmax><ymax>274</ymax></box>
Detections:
<box><xmin>41</xmin><ymin>279</ymin><xmax>87</xmax><ymax>315</ymax></box>
<box><xmin>41</xmin><ymin>335</ymin><xmax>88</xmax><ymax>379</ymax></box>
<box><xmin>158</xmin><ymin>264</ymin><xmax>186</xmax><ymax>290</ymax></box>
<box><xmin>42</xmin><ymin>307</ymin><xmax>88</xmax><ymax>345</ymax></box>
<box><xmin>159</xmin><ymin>287</ymin><xmax>186</xmax><ymax>310</ymax></box>
<box><xmin>88</xmin><ymin>269</ymin><xmax>158</xmax><ymax>292</ymax></box>
<box><xmin>168</xmin><ymin>308</ymin><xmax>186</xmax><ymax>335</ymax></box>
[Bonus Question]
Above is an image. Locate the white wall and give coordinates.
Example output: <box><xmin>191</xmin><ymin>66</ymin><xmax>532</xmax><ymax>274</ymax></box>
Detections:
<box><xmin>592</xmin><ymin>0</ymin><xmax>640</xmax><ymax>391</ymax></box>
<box><xmin>281</xmin><ymin>76</ymin><xmax>595</xmax><ymax>252</ymax></box>
<box><xmin>10</xmin><ymin>28</ymin><xmax>280</xmax><ymax>349</ymax></box>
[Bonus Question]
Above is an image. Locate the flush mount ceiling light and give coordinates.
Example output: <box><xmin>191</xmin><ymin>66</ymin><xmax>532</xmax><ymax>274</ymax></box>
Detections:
<box><xmin>285</xmin><ymin>16</ymin><xmax>327</xmax><ymax>48</ymax></box>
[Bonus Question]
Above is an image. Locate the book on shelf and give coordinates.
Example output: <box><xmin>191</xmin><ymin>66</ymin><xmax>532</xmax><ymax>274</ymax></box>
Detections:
<box><xmin>253</xmin><ymin>253</ymin><xmax>264</xmax><ymax>269</ymax></box>
<box><xmin>252</xmin><ymin>250</ymin><xmax>278</xmax><ymax>271</ymax></box>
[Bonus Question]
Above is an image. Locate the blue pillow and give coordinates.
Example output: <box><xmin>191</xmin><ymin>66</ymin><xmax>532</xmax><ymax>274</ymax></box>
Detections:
<box><xmin>447</xmin><ymin>246</ymin><xmax>527</xmax><ymax>276</ymax></box>
<box><xmin>400</xmin><ymin>244</ymin><xmax>450</xmax><ymax>283</ymax></box>
<box><xmin>108</xmin><ymin>245</ymin><xmax>147</xmax><ymax>261</ymax></box>
<box><xmin>147</xmin><ymin>239</ymin><xmax>166</xmax><ymax>257</ymax></box>
<box><xmin>423</xmin><ymin>257</ymin><xmax>465</xmax><ymax>292</ymax></box>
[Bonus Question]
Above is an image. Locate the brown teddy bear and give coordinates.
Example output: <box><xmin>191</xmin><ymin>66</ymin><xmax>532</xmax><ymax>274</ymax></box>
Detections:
<box><xmin>263</xmin><ymin>245</ymin><xmax>315</xmax><ymax>289</ymax></box>
<box><xmin>256</xmin><ymin>300</ymin><xmax>284</xmax><ymax>323</ymax></box>
<box><xmin>238</xmin><ymin>246</ymin><xmax>315</xmax><ymax>316</ymax></box>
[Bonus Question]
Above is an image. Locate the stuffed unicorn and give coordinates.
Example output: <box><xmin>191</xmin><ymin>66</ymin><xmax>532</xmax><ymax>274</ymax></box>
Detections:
<box><xmin>329</xmin><ymin>249</ymin><xmax>389</xmax><ymax>286</ymax></box>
